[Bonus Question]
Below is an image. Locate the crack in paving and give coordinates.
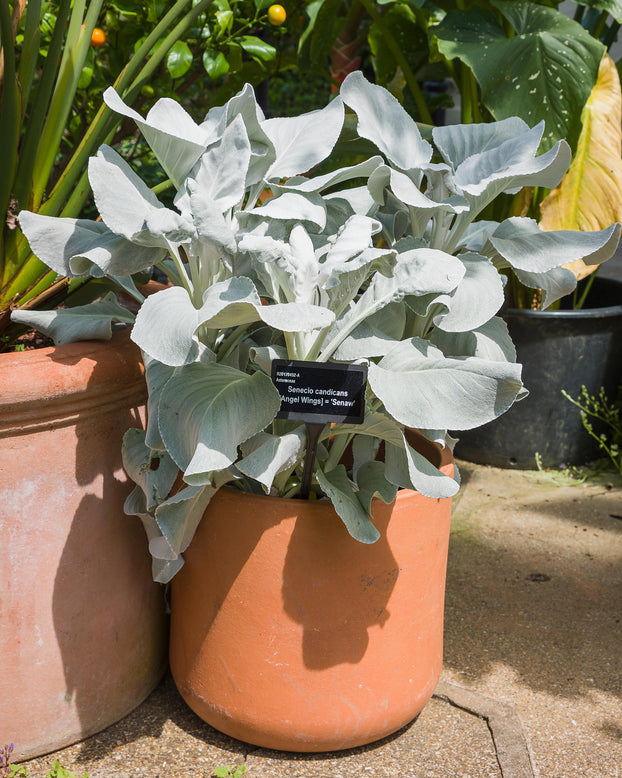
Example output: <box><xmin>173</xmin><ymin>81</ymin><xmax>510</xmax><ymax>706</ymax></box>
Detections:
<box><xmin>434</xmin><ymin>680</ymin><xmax>538</xmax><ymax>778</ymax></box>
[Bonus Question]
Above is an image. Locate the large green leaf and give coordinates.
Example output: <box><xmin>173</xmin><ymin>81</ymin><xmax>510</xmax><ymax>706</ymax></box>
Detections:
<box><xmin>299</xmin><ymin>0</ymin><xmax>344</xmax><ymax>72</ymax></box>
<box><xmin>369</xmin><ymin>2</ymin><xmax>429</xmax><ymax>87</ymax></box>
<box><xmin>433</xmin><ymin>0</ymin><xmax>605</xmax><ymax>150</ymax></box>
<box><xmin>238</xmin><ymin>35</ymin><xmax>277</xmax><ymax>62</ymax></box>
<box><xmin>577</xmin><ymin>0</ymin><xmax>622</xmax><ymax>24</ymax></box>
<box><xmin>166</xmin><ymin>40</ymin><xmax>193</xmax><ymax>79</ymax></box>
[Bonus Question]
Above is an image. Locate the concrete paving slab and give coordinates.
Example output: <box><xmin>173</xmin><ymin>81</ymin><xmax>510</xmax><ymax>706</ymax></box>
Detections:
<box><xmin>17</xmin><ymin>673</ymin><xmax>503</xmax><ymax>778</ymax></box>
<box><xmin>445</xmin><ymin>462</ymin><xmax>622</xmax><ymax>778</ymax></box>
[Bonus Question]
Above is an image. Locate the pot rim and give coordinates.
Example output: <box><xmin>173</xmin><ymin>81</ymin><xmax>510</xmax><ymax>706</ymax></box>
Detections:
<box><xmin>506</xmin><ymin>277</ymin><xmax>622</xmax><ymax>320</ymax></box>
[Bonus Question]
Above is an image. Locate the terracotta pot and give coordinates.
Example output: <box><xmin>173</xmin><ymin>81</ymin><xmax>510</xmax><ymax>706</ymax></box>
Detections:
<box><xmin>0</xmin><ymin>331</ymin><xmax>168</xmax><ymax>761</ymax></box>
<box><xmin>170</xmin><ymin>435</ymin><xmax>453</xmax><ymax>752</ymax></box>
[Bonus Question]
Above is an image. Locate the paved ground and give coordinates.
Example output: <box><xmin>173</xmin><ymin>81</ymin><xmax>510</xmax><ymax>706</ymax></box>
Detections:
<box><xmin>16</xmin><ymin>460</ymin><xmax>622</xmax><ymax>778</ymax></box>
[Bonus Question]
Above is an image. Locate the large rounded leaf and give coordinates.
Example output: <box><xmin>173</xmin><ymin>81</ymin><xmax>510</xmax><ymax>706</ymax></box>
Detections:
<box><xmin>315</xmin><ymin>465</ymin><xmax>381</xmax><ymax>544</ymax></box>
<box><xmin>89</xmin><ymin>145</ymin><xmax>194</xmax><ymax>248</ymax></box>
<box><xmin>11</xmin><ymin>293</ymin><xmax>134</xmax><ymax>345</ymax></box>
<box><xmin>432</xmin><ymin>253</ymin><xmax>505</xmax><ymax>333</ymax></box>
<box><xmin>262</xmin><ymin>96</ymin><xmax>345</xmax><ymax>179</ymax></box>
<box><xmin>103</xmin><ymin>87</ymin><xmax>215</xmax><ymax>187</ymax></box>
<box><xmin>17</xmin><ymin>212</ymin><xmax>164</xmax><ymax>277</ymax></box>
<box><xmin>367</xmin><ymin>338</ymin><xmax>523</xmax><ymax>430</ymax></box>
<box><xmin>199</xmin><ymin>276</ymin><xmax>334</xmax><ymax>333</ymax></box>
<box><xmin>341</xmin><ymin>70</ymin><xmax>433</xmax><ymax>171</ymax></box>
<box><xmin>490</xmin><ymin>217</ymin><xmax>621</xmax><ymax>274</ymax></box>
<box><xmin>237</xmin><ymin>427</ymin><xmax>306</xmax><ymax>492</ymax></box>
<box><xmin>159</xmin><ymin>361</ymin><xmax>281</xmax><ymax>483</ymax></box>
<box><xmin>122</xmin><ymin>428</ymin><xmax>178</xmax><ymax>512</ymax></box>
<box><xmin>132</xmin><ymin>286</ymin><xmax>202</xmax><ymax>366</ymax></box>
<box><xmin>447</xmin><ymin>124</ymin><xmax>571</xmax><ymax>212</ymax></box>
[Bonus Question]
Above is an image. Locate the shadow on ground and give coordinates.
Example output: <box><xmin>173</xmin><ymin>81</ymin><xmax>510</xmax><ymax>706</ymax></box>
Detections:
<box><xmin>444</xmin><ymin>462</ymin><xmax>622</xmax><ymax>702</ymax></box>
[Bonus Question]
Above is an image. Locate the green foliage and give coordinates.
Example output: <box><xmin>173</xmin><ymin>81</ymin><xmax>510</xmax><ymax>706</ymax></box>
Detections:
<box><xmin>44</xmin><ymin>761</ymin><xmax>88</xmax><ymax>778</ymax></box>
<box><xmin>213</xmin><ymin>766</ymin><xmax>246</xmax><ymax>778</ymax></box>
<box><xmin>0</xmin><ymin>745</ymin><xmax>87</xmax><ymax>778</ymax></box>
<box><xmin>0</xmin><ymin>0</ymin><xmax>294</xmax><ymax>349</ymax></box>
<box><xmin>14</xmin><ymin>74</ymin><xmax>621</xmax><ymax>581</ymax></box>
<box><xmin>433</xmin><ymin>1</ymin><xmax>605</xmax><ymax>151</ymax></box>
<box><xmin>563</xmin><ymin>385</ymin><xmax>622</xmax><ymax>474</ymax></box>
<box><xmin>299</xmin><ymin>0</ymin><xmax>620</xmax><ymax>144</ymax></box>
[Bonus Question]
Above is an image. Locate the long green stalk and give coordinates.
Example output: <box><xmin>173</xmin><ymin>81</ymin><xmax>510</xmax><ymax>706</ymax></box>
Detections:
<box><xmin>358</xmin><ymin>0</ymin><xmax>433</xmax><ymax>125</ymax></box>
<box><xmin>10</xmin><ymin>0</ymin><xmax>73</xmax><ymax>212</ymax></box>
<box><xmin>42</xmin><ymin>0</ymin><xmax>214</xmax><ymax>218</ymax></box>
<box><xmin>15</xmin><ymin>0</ymin><xmax>41</xmax><ymax>110</ymax></box>
<box><xmin>0</xmin><ymin>1</ymin><xmax>21</xmax><ymax>262</ymax></box>
<box><xmin>2</xmin><ymin>0</ymin><xmax>214</xmax><ymax>312</ymax></box>
<box><xmin>31</xmin><ymin>0</ymin><xmax>105</xmax><ymax>209</ymax></box>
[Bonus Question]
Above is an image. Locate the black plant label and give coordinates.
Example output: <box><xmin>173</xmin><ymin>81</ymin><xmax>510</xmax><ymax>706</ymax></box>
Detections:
<box><xmin>271</xmin><ymin>359</ymin><xmax>367</xmax><ymax>425</ymax></box>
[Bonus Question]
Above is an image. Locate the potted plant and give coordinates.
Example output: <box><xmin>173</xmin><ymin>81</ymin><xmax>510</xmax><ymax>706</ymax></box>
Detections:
<box><xmin>12</xmin><ymin>71</ymin><xmax>620</xmax><ymax>751</ymax></box>
<box><xmin>0</xmin><ymin>0</ymin><xmax>220</xmax><ymax>761</ymax></box>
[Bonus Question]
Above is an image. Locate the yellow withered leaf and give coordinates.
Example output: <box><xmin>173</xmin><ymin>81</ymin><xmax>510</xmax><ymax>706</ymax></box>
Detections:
<box><xmin>539</xmin><ymin>53</ymin><xmax>622</xmax><ymax>281</ymax></box>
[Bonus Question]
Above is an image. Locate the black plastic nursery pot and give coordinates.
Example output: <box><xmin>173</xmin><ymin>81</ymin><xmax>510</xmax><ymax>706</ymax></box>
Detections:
<box><xmin>454</xmin><ymin>277</ymin><xmax>622</xmax><ymax>469</ymax></box>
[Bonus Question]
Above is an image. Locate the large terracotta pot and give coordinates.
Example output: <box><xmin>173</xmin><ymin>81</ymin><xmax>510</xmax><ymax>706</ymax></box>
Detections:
<box><xmin>170</xmin><ymin>435</ymin><xmax>453</xmax><ymax>752</ymax></box>
<box><xmin>0</xmin><ymin>332</ymin><xmax>168</xmax><ymax>761</ymax></box>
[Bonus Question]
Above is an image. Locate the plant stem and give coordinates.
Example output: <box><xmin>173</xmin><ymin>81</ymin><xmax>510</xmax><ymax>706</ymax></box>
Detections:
<box><xmin>357</xmin><ymin>0</ymin><xmax>433</xmax><ymax>125</ymax></box>
<box><xmin>0</xmin><ymin>0</ymin><xmax>21</xmax><ymax>253</ymax></box>
<box><xmin>323</xmin><ymin>431</ymin><xmax>353</xmax><ymax>472</ymax></box>
<box><xmin>574</xmin><ymin>273</ymin><xmax>595</xmax><ymax>310</ymax></box>
<box><xmin>217</xmin><ymin>324</ymin><xmax>250</xmax><ymax>362</ymax></box>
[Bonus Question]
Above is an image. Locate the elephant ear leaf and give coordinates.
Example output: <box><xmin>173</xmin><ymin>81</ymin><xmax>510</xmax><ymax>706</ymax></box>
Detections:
<box><xmin>433</xmin><ymin>1</ymin><xmax>604</xmax><ymax>151</ymax></box>
<box><xmin>539</xmin><ymin>54</ymin><xmax>622</xmax><ymax>281</ymax></box>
